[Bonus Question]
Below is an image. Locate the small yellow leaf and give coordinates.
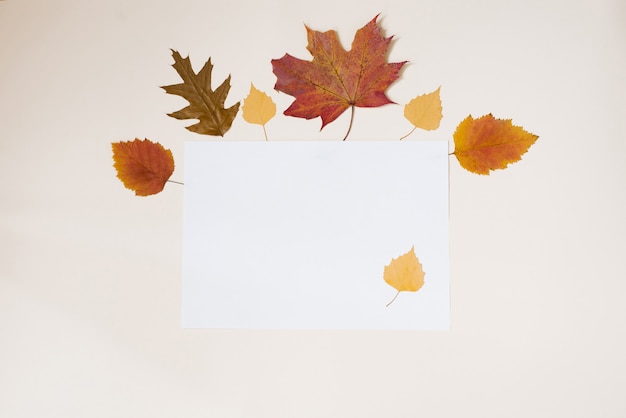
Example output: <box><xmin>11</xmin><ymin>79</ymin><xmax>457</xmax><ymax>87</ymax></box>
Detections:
<box><xmin>383</xmin><ymin>246</ymin><xmax>425</xmax><ymax>307</ymax></box>
<box><xmin>403</xmin><ymin>87</ymin><xmax>443</xmax><ymax>131</ymax></box>
<box><xmin>242</xmin><ymin>83</ymin><xmax>276</xmax><ymax>126</ymax></box>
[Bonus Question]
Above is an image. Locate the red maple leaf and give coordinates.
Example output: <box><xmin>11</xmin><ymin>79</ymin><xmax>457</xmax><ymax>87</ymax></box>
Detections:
<box><xmin>271</xmin><ymin>15</ymin><xmax>406</xmax><ymax>139</ymax></box>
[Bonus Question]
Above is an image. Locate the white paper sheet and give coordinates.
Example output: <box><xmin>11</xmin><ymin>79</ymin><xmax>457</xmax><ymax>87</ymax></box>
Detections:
<box><xmin>183</xmin><ymin>141</ymin><xmax>449</xmax><ymax>329</ymax></box>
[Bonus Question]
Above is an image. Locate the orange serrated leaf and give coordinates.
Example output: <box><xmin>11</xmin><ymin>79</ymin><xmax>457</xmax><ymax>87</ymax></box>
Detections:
<box><xmin>453</xmin><ymin>114</ymin><xmax>539</xmax><ymax>175</ymax></box>
<box><xmin>271</xmin><ymin>15</ymin><xmax>406</xmax><ymax>137</ymax></box>
<box><xmin>112</xmin><ymin>138</ymin><xmax>174</xmax><ymax>196</ymax></box>
<box><xmin>161</xmin><ymin>50</ymin><xmax>240</xmax><ymax>137</ymax></box>
<box><xmin>383</xmin><ymin>246</ymin><xmax>425</xmax><ymax>307</ymax></box>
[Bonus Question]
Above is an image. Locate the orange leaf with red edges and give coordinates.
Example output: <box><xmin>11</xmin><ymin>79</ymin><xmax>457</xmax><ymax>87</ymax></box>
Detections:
<box><xmin>112</xmin><ymin>139</ymin><xmax>175</xmax><ymax>196</ymax></box>
<box><xmin>271</xmin><ymin>15</ymin><xmax>406</xmax><ymax>132</ymax></box>
<box><xmin>453</xmin><ymin>114</ymin><xmax>538</xmax><ymax>175</ymax></box>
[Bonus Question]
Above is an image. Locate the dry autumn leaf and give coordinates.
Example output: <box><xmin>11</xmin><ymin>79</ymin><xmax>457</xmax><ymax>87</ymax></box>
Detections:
<box><xmin>383</xmin><ymin>246</ymin><xmax>425</xmax><ymax>307</ymax></box>
<box><xmin>242</xmin><ymin>83</ymin><xmax>276</xmax><ymax>140</ymax></box>
<box><xmin>401</xmin><ymin>87</ymin><xmax>443</xmax><ymax>139</ymax></box>
<box><xmin>161</xmin><ymin>50</ymin><xmax>240</xmax><ymax>136</ymax></box>
<box><xmin>112</xmin><ymin>138</ymin><xmax>175</xmax><ymax>196</ymax></box>
<box><xmin>271</xmin><ymin>15</ymin><xmax>406</xmax><ymax>140</ymax></box>
<box><xmin>452</xmin><ymin>113</ymin><xmax>539</xmax><ymax>175</ymax></box>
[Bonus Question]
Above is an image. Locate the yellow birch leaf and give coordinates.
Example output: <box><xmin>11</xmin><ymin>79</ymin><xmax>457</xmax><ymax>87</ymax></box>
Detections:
<box><xmin>242</xmin><ymin>83</ymin><xmax>276</xmax><ymax>141</ymax></box>
<box><xmin>403</xmin><ymin>87</ymin><xmax>443</xmax><ymax>132</ymax></box>
<box><xmin>383</xmin><ymin>246</ymin><xmax>425</xmax><ymax>307</ymax></box>
<box><xmin>242</xmin><ymin>83</ymin><xmax>276</xmax><ymax>126</ymax></box>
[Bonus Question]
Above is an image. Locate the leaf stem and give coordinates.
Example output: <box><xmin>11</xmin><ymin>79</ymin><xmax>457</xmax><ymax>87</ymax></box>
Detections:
<box><xmin>399</xmin><ymin>126</ymin><xmax>417</xmax><ymax>141</ymax></box>
<box><xmin>342</xmin><ymin>105</ymin><xmax>355</xmax><ymax>141</ymax></box>
<box><xmin>386</xmin><ymin>291</ymin><xmax>400</xmax><ymax>307</ymax></box>
<box><xmin>167</xmin><ymin>179</ymin><xmax>184</xmax><ymax>185</ymax></box>
<box><xmin>262</xmin><ymin>124</ymin><xmax>268</xmax><ymax>141</ymax></box>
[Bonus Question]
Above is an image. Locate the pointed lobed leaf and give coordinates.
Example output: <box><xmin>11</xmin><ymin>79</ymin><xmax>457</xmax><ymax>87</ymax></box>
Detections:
<box><xmin>242</xmin><ymin>83</ymin><xmax>276</xmax><ymax>126</ymax></box>
<box><xmin>271</xmin><ymin>15</ymin><xmax>407</xmax><ymax>129</ymax></box>
<box><xmin>404</xmin><ymin>87</ymin><xmax>443</xmax><ymax>131</ymax></box>
<box><xmin>161</xmin><ymin>50</ymin><xmax>240</xmax><ymax>136</ymax></box>
<box><xmin>112</xmin><ymin>138</ymin><xmax>174</xmax><ymax>196</ymax></box>
<box><xmin>453</xmin><ymin>114</ymin><xmax>539</xmax><ymax>175</ymax></box>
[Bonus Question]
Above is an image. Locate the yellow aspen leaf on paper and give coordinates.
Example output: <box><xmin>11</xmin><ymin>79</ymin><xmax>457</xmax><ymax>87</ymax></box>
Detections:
<box><xmin>384</xmin><ymin>246</ymin><xmax>425</xmax><ymax>307</ymax></box>
<box><xmin>161</xmin><ymin>50</ymin><xmax>240</xmax><ymax>137</ymax></box>
<box><xmin>112</xmin><ymin>139</ymin><xmax>174</xmax><ymax>196</ymax></box>
<box><xmin>452</xmin><ymin>113</ymin><xmax>539</xmax><ymax>175</ymax></box>
<box><xmin>242</xmin><ymin>83</ymin><xmax>276</xmax><ymax>140</ymax></box>
<box><xmin>401</xmin><ymin>87</ymin><xmax>443</xmax><ymax>139</ymax></box>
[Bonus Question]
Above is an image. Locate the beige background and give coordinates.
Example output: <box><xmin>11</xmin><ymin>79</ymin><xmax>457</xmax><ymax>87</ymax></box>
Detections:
<box><xmin>1</xmin><ymin>0</ymin><xmax>625</xmax><ymax>416</ymax></box>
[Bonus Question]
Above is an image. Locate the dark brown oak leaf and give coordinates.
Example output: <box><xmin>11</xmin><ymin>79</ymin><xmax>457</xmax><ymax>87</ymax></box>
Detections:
<box><xmin>162</xmin><ymin>50</ymin><xmax>240</xmax><ymax>136</ymax></box>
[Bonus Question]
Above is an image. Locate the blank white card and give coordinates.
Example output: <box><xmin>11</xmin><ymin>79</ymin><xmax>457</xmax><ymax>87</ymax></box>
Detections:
<box><xmin>182</xmin><ymin>141</ymin><xmax>449</xmax><ymax>329</ymax></box>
